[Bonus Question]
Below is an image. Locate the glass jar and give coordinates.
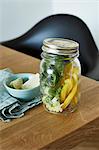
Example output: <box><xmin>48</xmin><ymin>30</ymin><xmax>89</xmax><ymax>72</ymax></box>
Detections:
<box><xmin>40</xmin><ymin>38</ymin><xmax>81</xmax><ymax>114</ymax></box>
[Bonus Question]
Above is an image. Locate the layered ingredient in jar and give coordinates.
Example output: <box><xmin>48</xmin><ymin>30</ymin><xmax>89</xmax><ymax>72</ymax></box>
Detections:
<box><xmin>40</xmin><ymin>56</ymin><xmax>80</xmax><ymax>113</ymax></box>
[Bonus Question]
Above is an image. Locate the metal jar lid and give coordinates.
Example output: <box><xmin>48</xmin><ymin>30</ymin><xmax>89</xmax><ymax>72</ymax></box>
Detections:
<box><xmin>42</xmin><ymin>38</ymin><xmax>79</xmax><ymax>57</ymax></box>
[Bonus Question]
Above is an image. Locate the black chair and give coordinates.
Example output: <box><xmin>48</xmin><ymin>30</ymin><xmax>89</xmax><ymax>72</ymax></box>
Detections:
<box><xmin>1</xmin><ymin>14</ymin><xmax>99</xmax><ymax>80</ymax></box>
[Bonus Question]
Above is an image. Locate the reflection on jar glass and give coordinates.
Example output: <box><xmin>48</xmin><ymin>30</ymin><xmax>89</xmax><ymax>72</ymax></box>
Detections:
<box><xmin>40</xmin><ymin>38</ymin><xmax>81</xmax><ymax>114</ymax></box>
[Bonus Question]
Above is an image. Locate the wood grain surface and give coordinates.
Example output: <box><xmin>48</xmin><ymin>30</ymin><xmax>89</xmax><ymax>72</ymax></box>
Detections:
<box><xmin>0</xmin><ymin>45</ymin><xmax>99</xmax><ymax>150</ymax></box>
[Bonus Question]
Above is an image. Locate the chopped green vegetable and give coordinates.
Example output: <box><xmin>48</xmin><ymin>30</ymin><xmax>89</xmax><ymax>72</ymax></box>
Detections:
<box><xmin>40</xmin><ymin>53</ymin><xmax>66</xmax><ymax>112</ymax></box>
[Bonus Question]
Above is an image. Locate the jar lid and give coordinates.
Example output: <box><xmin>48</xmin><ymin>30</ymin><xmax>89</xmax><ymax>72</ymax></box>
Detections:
<box><xmin>42</xmin><ymin>38</ymin><xmax>79</xmax><ymax>57</ymax></box>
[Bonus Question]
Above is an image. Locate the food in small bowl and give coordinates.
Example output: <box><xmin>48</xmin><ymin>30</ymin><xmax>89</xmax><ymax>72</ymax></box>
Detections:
<box><xmin>4</xmin><ymin>73</ymin><xmax>40</xmax><ymax>101</ymax></box>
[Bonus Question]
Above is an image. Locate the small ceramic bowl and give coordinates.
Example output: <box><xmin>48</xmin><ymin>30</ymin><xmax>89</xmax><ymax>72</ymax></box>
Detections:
<box><xmin>3</xmin><ymin>73</ymin><xmax>40</xmax><ymax>101</ymax></box>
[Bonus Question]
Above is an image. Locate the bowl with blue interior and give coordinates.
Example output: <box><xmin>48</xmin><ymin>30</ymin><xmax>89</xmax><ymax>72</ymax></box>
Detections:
<box><xmin>3</xmin><ymin>73</ymin><xmax>40</xmax><ymax>101</ymax></box>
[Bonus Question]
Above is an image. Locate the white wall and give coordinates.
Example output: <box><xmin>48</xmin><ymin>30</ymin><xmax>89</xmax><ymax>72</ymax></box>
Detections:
<box><xmin>0</xmin><ymin>0</ymin><xmax>52</xmax><ymax>42</ymax></box>
<box><xmin>52</xmin><ymin>0</ymin><xmax>99</xmax><ymax>49</ymax></box>
<box><xmin>0</xmin><ymin>0</ymin><xmax>99</xmax><ymax>49</ymax></box>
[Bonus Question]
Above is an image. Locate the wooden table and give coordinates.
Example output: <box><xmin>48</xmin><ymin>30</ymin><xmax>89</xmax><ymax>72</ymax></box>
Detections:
<box><xmin>0</xmin><ymin>45</ymin><xmax>99</xmax><ymax>150</ymax></box>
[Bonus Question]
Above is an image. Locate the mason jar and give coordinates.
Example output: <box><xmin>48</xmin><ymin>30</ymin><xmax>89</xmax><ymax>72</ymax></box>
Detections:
<box><xmin>40</xmin><ymin>38</ymin><xmax>81</xmax><ymax>114</ymax></box>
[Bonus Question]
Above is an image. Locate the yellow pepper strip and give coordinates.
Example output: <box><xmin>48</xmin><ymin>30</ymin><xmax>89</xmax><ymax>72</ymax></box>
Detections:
<box><xmin>60</xmin><ymin>76</ymin><xmax>66</xmax><ymax>86</ymax></box>
<box><xmin>60</xmin><ymin>78</ymin><xmax>73</xmax><ymax>103</ymax></box>
<box><xmin>61</xmin><ymin>73</ymin><xmax>78</xmax><ymax>110</ymax></box>
<box><xmin>73</xmin><ymin>67</ymin><xmax>79</xmax><ymax>75</ymax></box>
<box><xmin>60</xmin><ymin>62</ymin><xmax>74</xmax><ymax>86</ymax></box>
<box><xmin>64</xmin><ymin>62</ymin><xmax>73</xmax><ymax>74</ymax></box>
<box><xmin>71</xmin><ymin>85</ymin><xmax>80</xmax><ymax>106</ymax></box>
<box><xmin>61</xmin><ymin>83</ymin><xmax>77</xmax><ymax>110</ymax></box>
<box><xmin>60</xmin><ymin>81</ymin><xmax>69</xmax><ymax>103</ymax></box>
<box><xmin>63</xmin><ymin>62</ymin><xmax>73</xmax><ymax>78</ymax></box>
<box><xmin>67</xmin><ymin>79</ymin><xmax>73</xmax><ymax>94</ymax></box>
<box><xmin>72</xmin><ymin>73</ymin><xmax>78</xmax><ymax>84</ymax></box>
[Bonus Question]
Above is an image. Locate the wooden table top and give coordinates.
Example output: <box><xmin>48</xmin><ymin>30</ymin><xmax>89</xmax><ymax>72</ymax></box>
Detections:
<box><xmin>0</xmin><ymin>45</ymin><xmax>99</xmax><ymax>150</ymax></box>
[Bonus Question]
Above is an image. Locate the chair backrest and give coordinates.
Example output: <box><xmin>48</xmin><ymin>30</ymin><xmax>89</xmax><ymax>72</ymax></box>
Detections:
<box><xmin>2</xmin><ymin>14</ymin><xmax>98</xmax><ymax>75</ymax></box>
